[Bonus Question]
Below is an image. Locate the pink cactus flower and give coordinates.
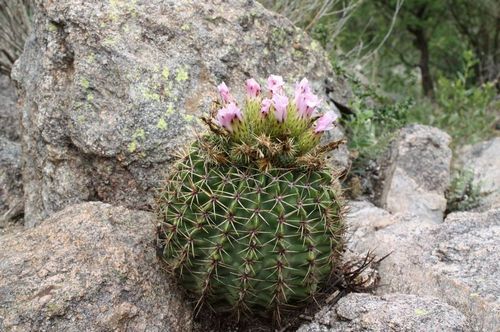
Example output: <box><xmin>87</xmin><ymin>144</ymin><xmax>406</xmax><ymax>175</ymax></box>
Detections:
<box><xmin>295</xmin><ymin>78</ymin><xmax>311</xmax><ymax>98</ymax></box>
<box><xmin>267</xmin><ymin>75</ymin><xmax>285</xmax><ymax>94</ymax></box>
<box><xmin>246</xmin><ymin>78</ymin><xmax>261</xmax><ymax>98</ymax></box>
<box><xmin>216</xmin><ymin>102</ymin><xmax>242</xmax><ymax>132</ymax></box>
<box><xmin>314</xmin><ymin>111</ymin><xmax>338</xmax><ymax>133</ymax></box>
<box><xmin>305</xmin><ymin>93</ymin><xmax>322</xmax><ymax>117</ymax></box>
<box><xmin>261</xmin><ymin>98</ymin><xmax>272</xmax><ymax>116</ymax></box>
<box><xmin>294</xmin><ymin>78</ymin><xmax>321</xmax><ymax>118</ymax></box>
<box><xmin>272</xmin><ymin>93</ymin><xmax>288</xmax><ymax>122</ymax></box>
<box><xmin>227</xmin><ymin>102</ymin><xmax>243</xmax><ymax>120</ymax></box>
<box><xmin>217</xmin><ymin>82</ymin><xmax>233</xmax><ymax>103</ymax></box>
<box><xmin>296</xmin><ymin>91</ymin><xmax>321</xmax><ymax>118</ymax></box>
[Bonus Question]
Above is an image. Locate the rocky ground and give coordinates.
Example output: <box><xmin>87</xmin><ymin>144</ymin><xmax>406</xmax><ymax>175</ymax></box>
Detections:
<box><xmin>0</xmin><ymin>0</ymin><xmax>498</xmax><ymax>331</ymax></box>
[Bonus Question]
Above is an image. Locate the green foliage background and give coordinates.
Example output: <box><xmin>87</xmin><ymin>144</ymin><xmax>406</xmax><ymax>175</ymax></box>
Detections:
<box><xmin>261</xmin><ymin>0</ymin><xmax>499</xmax><ymax>209</ymax></box>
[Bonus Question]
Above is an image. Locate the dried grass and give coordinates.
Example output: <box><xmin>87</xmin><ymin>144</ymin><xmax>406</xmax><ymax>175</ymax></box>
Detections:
<box><xmin>0</xmin><ymin>0</ymin><xmax>32</xmax><ymax>76</ymax></box>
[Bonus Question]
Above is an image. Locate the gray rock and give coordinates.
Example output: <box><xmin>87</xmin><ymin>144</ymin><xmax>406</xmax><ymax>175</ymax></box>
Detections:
<box><xmin>426</xmin><ymin>209</ymin><xmax>500</xmax><ymax>330</ymax></box>
<box><xmin>0</xmin><ymin>137</ymin><xmax>23</xmax><ymax>225</ymax></box>
<box><xmin>378</xmin><ymin>124</ymin><xmax>452</xmax><ymax>222</ymax></box>
<box><xmin>0</xmin><ymin>202</ymin><xmax>192</xmax><ymax>332</ymax></box>
<box><xmin>297</xmin><ymin>293</ymin><xmax>469</xmax><ymax>332</ymax></box>
<box><xmin>0</xmin><ymin>75</ymin><xmax>20</xmax><ymax>141</ymax></box>
<box><xmin>12</xmin><ymin>0</ymin><xmax>352</xmax><ymax>226</ymax></box>
<box><xmin>346</xmin><ymin>200</ymin><xmax>399</xmax><ymax>245</ymax></box>
<box><xmin>459</xmin><ymin>137</ymin><xmax>500</xmax><ymax>210</ymax></box>
<box><xmin>348</xmin><ymin>201</ymin><xmax>500</xmax><ymax>331</ymax></box>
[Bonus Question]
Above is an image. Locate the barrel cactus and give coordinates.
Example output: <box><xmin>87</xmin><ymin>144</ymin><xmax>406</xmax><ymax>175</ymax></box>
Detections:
<box><xmin>156</xmin><ymin>75</ymin><xmax>346</xmax><ymax>321</ymax></box>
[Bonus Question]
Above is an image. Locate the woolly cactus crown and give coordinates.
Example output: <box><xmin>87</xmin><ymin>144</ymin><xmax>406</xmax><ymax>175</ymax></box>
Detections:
<box><xmin>201</xmin><ymin>75</ymin><xmax>342</xmax><ymax>170</ymax></box>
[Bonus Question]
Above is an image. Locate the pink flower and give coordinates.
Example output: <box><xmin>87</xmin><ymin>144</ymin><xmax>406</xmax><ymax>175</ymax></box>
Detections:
<box><xmin>272</xmin><ymin>94</ymin><xmax>288</xmax><ymax>122</ymax></box>
<box><xmin>245</xmin><ymin>78</ymin><xmax>261</xmax><ymax>98</ymax></box>
<box><xmin>267</xmin><ymin>75</ymin><xmax>285</xmax><ymax>94</ymax></box>
<box><xmin>227</xmin><ymin>102</ymin><xmax>243</xmax><ymax>120</ymax></box>
<box><xmin>216</xmin><ymin>102</ymin><xmax>242</xmax><ymax>132</ymax></box>
<box><xmin>294</xmin><ymin>78</ymin><xmax>311</xmax><ymax>98</ymax></box>
<box><xmin>296</xmin><ymin>91</ymin><xmax>321</xmax><ymax>118</ymax></box>
<box><xmin>314</xmin><ymin>111</ymin><xmax>338</xmax><ymax>133</ymax></box>
<box><xmin>261</xmin><ymin>98</ymin><xmax>272</xmax><ymax>116</ymax></box>
<box><xmin>305</xmin><ymin>93</ymin><xmax>322</xmax><ymax>117</ymax></box>
<box><xmin>217</xmin><ymin>82</ymin><xmax>233</xmax><ymax>103</ymax></box>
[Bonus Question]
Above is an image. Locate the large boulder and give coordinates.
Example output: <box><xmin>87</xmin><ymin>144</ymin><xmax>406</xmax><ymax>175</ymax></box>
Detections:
<box><xmin>0</xmin><ymin>137</ymin><xmax>24</xmax><ymax>225</ymax></box>
<box><xmin>12</xmin><ymin>0</ymin><xmax>352</xmax><ymax>226</ymax></box>
<box><xmin>297</xmin><ymin>293</ymin><xmax>468</xmax><ymax>332</ymax></box>
<box><xmin>459</xmin><ymin>137</ymin><xmax>500</xmax><ymax>210</ymax></box>
<box><xmin>348</xmin><ymin>201</ymin><xmax>500</xmax><ymax>331</ymax></box>
<box><xmin>0</xmin><ymin>75</ymin><xmax>20</xmax><ymax>141</ymax></box>
<box><xmin>0</xmin><ymin>202</ymin><xmax>192</xmax><ymax>331</ymax></box>
<box><xmin>377</xmin><ymin>124</ymin><xmax>452</xmax><ymax>222</ymax></box>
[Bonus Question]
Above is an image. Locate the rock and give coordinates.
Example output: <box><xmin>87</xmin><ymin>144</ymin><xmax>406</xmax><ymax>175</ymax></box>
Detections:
<box><xmin>12</xmin><ymin>0</ymin><xmax>352</xmax><ymax>226</ymax></box>
<box><xmin>0</xmin><ymin>137</ymin><xmax>23</xmax><ymax>225</ymax></box>
<box><xmin>0</xmin><ymin>75</ymin><xmax>20</xmax><ymax>141</ymax></box>
<box><xmin>459</xmin><ymin>137</ymin><xmax>500</xmax><ymax>210</ymax></box>
<box><xmin>0</xmin><ymin>202</ymin><xmax>192</xmax><ymax>331</ymax></box>
<box><xmin>297</xmin><ymin>293</ymin><xmax>469</xmax><ymax>332</ymax></box>
<box><xmin>426</xmin><ymin>209</ymin><xmax>500</xmax><ymax>331</ymax></box>
<box><xmin>347</xmin><ymin>200</ymin><xmax>500</xmax><ymax>331</ymax></box>
<box><xmin>377</xmin><ymin>124</ymin><xmax>452</xmax><ymax>222</ymax></box>
<box><xmin>346</xmin><ymin>200</ymin><xmax>398</xmax><ymax>245</ymax></box>
<box><xmin>0</xmin><ymin>75</ymin><xmax>24</xmax><ymax>225</ymax></box>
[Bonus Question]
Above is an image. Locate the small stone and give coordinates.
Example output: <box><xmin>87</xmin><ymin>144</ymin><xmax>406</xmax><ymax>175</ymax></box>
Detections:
<box><xmin>377</xmin><ymin>124</ymin><xmax>452</xmax><ymax>222</ymax></box>
<box><xmin>297</xmin><ymin>293</ymin><xmax>469</xmax><ymax>332</ymax></box>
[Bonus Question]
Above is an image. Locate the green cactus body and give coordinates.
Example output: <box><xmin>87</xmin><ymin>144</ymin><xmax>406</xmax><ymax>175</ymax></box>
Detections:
<box><xmin>156</xmin><ymin>76</ymin><xmax>346</xmax><ymax>319</ymax></box>
<box><xmin>157</xmin><ymin>145</ymin><xmax>344</xmax><ymax>316</ymax></box>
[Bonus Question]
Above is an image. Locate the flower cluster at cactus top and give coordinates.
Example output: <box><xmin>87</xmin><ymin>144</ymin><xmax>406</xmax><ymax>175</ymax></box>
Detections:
<box><xmin>206</xmin><ymin>75</ymin><xmax>341</xmax><ymax>169</ymax></box>
<box><xmin>215</xmin><ymin>75</ymin><xmax>337</xmax><ymax>134</ymax></box>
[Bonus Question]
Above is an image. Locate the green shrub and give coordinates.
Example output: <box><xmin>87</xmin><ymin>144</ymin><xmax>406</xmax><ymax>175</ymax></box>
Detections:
<box><xmin>408</xmin><ymin>51</ymin><xmax>498</xmax><ymax>149</ymax></box>
<box><xmin>342</xmin><ymin>51</ymin><xmax>497</xmax><ymax>180</ymax></box>
<box><xmin>446</xmin><ymin>168</ymin><xmax>482</xmax><ymax>213</ymax></box>
<box><xmin>340</xmin><ymin>75</ymin><xmax>412</xmax><ymax>176</ymax></box>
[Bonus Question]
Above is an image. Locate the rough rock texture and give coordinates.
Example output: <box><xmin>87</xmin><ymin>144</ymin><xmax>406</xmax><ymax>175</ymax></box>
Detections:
<box><xmin>459</xmin><ymin>137</ymin><xmax>500</xmax><ymax>210</ymax></box>
<box><xmin>346</xmin><ymin>200</ymin><xmax>398</xmax><ymax>246</ymax></box>
<box><xmin>0</xmin><ymin>137</ymin><xmax>24</xmax><ymax>225</ymax></box>
<box><xmin>0</xmin><ymin>202</ymin><xmax>192</xmax><ymax>331</ymax></box>
<box><xmin>0</xmin><ymin>75</ymin><xmax>20</xmax><ymax>141</ymax></box>
<box><xmin>297</xmin><ymin>293</ymin><xmax>469</xmax><ymax>332</ymax></box>
<box><xmin>12</xmin><ymin>0</ymin><xmax>352</xmax><ymax>226</ymax></box>
<box><xmin>0</xmin><ymin>74</ymin><xmax>23</xmax><ymax>224</ymax></box>
<box><xmin>348</xmin><ymin>201</ymin><xmax>500</xmax><ymax>331</ymax></box>
<box><xmin>378</xmin><ymin>124</ymin><xmax>452</xmax><ymax>222</ymax></box>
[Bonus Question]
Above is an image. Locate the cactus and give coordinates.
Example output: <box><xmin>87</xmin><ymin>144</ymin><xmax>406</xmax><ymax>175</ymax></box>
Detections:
<box><xmin>156</xmin><ymin>76</ymin><xmax>346</xmax><ymax>321</ymax></box>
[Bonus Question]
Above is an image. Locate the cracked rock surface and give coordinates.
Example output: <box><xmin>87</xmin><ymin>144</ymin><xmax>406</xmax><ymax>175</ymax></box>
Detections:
<box><xmin>0</xmin><ymin>202</ymin><xmax>192</xmax><ymax>332</ymax></box>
